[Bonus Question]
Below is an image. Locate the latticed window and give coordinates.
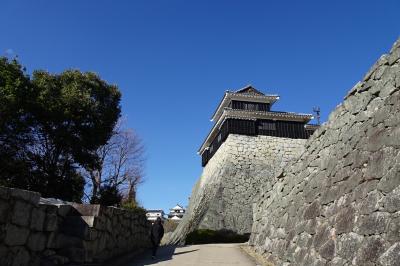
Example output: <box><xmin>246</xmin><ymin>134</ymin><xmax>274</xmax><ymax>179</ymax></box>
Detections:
<box><xmin>259</xmin><ymin>121</ymin><xmax>276</xmax><ymax>131</ymax></box>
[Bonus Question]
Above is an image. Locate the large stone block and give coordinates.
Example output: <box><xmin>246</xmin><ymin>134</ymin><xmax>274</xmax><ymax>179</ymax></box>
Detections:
<box><xmin>336</xmin><ymin>232</ymin><xmax>363</xmax><ymax>261</ymax></box>
<box><xmin>11</xmin><ymin>201</ymin><xmax>32</xmax><ymax>227</ymax></box>
<box><xmin>0</xmin><ymin>186</ymin><xmax>10</xmax><ymax>200</ymax></box>
<box><xmin>357</xmin><ymin>190</ymin><xmax>382</xmax><ymax>214</ymax></box>
<box><xmin>10</xmin><ymin>188</ymin><xmax>40</xmax><ymax>205</ymax></box>
<box><xmin>30</xmin><ymin>207</ymin><xmax>45</xmax><ymax>231</ymax></box>
<box><xmin>4</xmin><ymin>224</ymin><xmax>30</xmax><ymax>246</ymax></box>
<box><xmin>57</xmin><ymin>204</ymin><xmax>72</xmax><ymax>217</ymax></box>
<box><xmin>0</xmin><ymin>199</ymin><xmax>10</xmax><ymax>224</ymax></box>
<box><xmin>313</xmin><ymin>223</ymin><xmax>330</xmax><ymax>249</ymax></box>
<box><xmin>356</xmin><ymin>212</ymin><xmax>390</xmax><ymax>235</ymax></box>
<box><xmin>334</xmin><ymin>206</ymin><xmax>355</xmax><ymax>234</ymax></box>
<box><xmin>386</xmin><ymin>214</ymin><xmax>400</xmax><ymax>243</ymax></box>
<box><xmin>43</xmin><ymin>214</ymin><xmax>58</xmax><ymax>232</ymax></box>
<box><xmin>0</xmin><ymin>244</ymin><xmax>10</xmax><ymax>265</ymax></box>
<box><xmin>319</xmin><ymin>239</ymin><xmax>335</xmax><ymax>260</ymax></box>
<box><xmin>303</xmin><ymin>200</ymin><xmax>321</xmax><ymax>220</ymax></box>
<box><xmin>10</xmin><ymin>246</ymin><xmax>30</xmax><ymax>266</ymax></box>
<box><xmin>43</xmin><ymin>204</ymin><xmax>58</xmax><ymax>215</ymax></box>
<box><xmin>381</xmin><ymin>186</ymin><xmax>400</xmax><ymax>213</ymax></box>
<box><xmin>27</xmin><ymin>232</ymin><xmax>47</xmax><ymax>252</ymax></box>
<box><xmin>353</xmin><ymin>236</ymin><xmax>388</xmax><ymax>265</ymax></box>
<box><xmin>378</xmin><ymin>243</ymin><xmax>400</xmax><ymax>266</ymax></box>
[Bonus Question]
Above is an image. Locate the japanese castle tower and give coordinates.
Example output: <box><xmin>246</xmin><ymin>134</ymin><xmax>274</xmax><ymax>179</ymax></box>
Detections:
<box><xmin>199</xmin><ymin>85</ymin><xmax>318</xmax><ymax>166</ymax></box>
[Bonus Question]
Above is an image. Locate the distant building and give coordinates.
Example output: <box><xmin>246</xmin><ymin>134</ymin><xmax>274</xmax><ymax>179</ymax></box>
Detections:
<box><xmin>168</xmin><ymin>204</ymin><xmax>186</xmax><ymax>221</ymax></box>
<box><xmin>146</xmin><ymin>209</ymin><xmax>166</xmax><ymax>222</ymax></box>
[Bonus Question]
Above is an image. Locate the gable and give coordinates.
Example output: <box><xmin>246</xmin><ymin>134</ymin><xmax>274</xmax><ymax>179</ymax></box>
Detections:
<box><xmin>235</xmin><ymin>85</ymin><xmax>264</xmax><ymax>95</ymax></box>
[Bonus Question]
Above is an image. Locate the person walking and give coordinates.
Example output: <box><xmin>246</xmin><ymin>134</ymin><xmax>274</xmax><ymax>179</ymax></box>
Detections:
<box><xmin>150</xmin><ymin>217</ymin><xmax>164</xmax><ymax>259</ymax></box>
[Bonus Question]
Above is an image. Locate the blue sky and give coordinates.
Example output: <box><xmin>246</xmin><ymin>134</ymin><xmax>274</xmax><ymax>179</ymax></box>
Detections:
<box><xmin>1</xmin><ymin>1</ymin><xmax>399</xmax><ymax>212</ymax></box>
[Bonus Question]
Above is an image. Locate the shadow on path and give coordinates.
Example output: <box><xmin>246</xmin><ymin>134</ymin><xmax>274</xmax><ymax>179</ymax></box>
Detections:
<box><xmin>124</xmin><ymin>243</ymin><xmax>254</xmax><ymax>266</ymax></box>
<box><xmin>125</xmin><ymin>245</ymin><xmax>181</xmax><ymax>266</ymax></box>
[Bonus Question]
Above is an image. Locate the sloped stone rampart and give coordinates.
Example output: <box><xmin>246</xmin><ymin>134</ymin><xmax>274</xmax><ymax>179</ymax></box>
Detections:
<box><xmin>167</xmin><ymin>134</ymin><xmax>307</xmax><ymax>244</ymax></box>
<box><xmin>0</xmin><ymin>186</ymin><xmax>151</xmax><ymax>266</ymax></box>
<box><xmin>249</xmin><ymin>39</ymin><xmax>400</xmax><ymax>265</ymax></box>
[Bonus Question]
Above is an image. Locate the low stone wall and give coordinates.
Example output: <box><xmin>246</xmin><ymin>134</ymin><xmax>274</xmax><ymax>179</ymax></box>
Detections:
<box><xmin>0</xmin><ymin>186</ymin><xmax>151</xmax><ymax>266</ymax></box>
<box><xmin>249</xmin><ymin>39</ymin><xmax>400</xmax><ymax>265</ymax></box>
<box><xmin>167</xmin><ymin>134</ymin><xmax>307</xmax><ymax>244</ymax></box>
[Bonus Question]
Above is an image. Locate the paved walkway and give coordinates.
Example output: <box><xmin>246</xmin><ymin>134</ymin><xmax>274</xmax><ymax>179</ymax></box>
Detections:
<box><xmin>125</xmin><ymin>243</ymin><xmax>257</xmax><ymax>266</ymax></box>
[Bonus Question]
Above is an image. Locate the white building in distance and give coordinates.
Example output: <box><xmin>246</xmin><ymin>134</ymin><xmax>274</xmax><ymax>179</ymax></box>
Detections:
<box><xmin>146</xmin><ymin>209</ymin><xmax>166</xmax><ymax>222</ymax></box>
<box><xmin>168</xmin><ymin>204</ymin><xmax>186</xmax><ymax>221</ymax></box>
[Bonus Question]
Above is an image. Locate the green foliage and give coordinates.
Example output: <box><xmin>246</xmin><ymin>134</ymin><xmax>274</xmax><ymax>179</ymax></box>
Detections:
<box><xmin>121</xmin><ymin>200</ymin><xmax>147</xmax><ymax>215</ymax></box>
<box><xmin>31</xmin><ymin>70</ymin><xmax>121</xmax><ymax>168</ymax></box>
<box><xmin>0</xmin><ymin>57</ymin><xmax>121</xmax><ymax>201</ymax></box>
<box><xmin>185</xmin><ymin>229</ymin><xmax>250</xmax><ymax>244</ymax></box>
<box><xmin>0</xmin><ymin>58</ymin><xmax>34</xmax><ymax>188</ymax></box>
<box><xmin>97</xmin><ymin>185</ymin><xmax>123</xmax><ymax>206</ymax></box>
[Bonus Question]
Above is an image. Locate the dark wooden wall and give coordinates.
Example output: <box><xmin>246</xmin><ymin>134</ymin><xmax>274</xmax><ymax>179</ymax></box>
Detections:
<box><xmin>230</xmin><ymin>100</ymin><xmax>270</xmax><ymax>112</ymax></box>
<box><xmin>257</xmin><ymin>120</ymin><xmax>314</xmax><ymax>139</ymax></box>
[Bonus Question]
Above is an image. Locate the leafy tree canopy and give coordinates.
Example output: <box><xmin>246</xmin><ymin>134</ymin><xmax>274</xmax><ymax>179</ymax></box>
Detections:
<box><xmin>0</xmin><ymin>57</ymin><xmax>121</xmax><ymax>201</ymax></box>
<box><xmin>31</xmin><ymin>70</ymin><xmax>121</xmax><ymax>169</ymax></box>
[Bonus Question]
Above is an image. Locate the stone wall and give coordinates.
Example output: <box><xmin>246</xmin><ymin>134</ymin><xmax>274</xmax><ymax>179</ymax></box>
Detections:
<box><xmin>0</xmin><ymin>186</ymin><xmax>151</xmax><ymax>266</ymax></box>
<box><xmin>249</xmin><ymin>39</ymin><xmax>400</xmax><ymax>265</ymax></box>
<box><xmin>167</xmin><ymin>134</ymin><xmax>307</xmax><ymax>244</ymax></box>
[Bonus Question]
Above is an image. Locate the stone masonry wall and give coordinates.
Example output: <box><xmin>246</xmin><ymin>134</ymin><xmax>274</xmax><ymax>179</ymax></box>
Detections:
<box><xmin>249</xmin><ymin>38</ymin><xmax>400</xmax><ymax>265</ymax></box>
<box><xmin>167</xmin><ymin>134</ymin><xmax>306</xmax><ymax>244</ymax></box>
<box><xmin>0</xmin><ymin>186</ymin><xmax>151</xmax><ymax>266</ymax></box>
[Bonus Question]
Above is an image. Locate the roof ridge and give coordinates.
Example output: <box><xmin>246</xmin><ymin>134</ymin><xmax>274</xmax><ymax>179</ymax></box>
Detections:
<box><xmin>235</xmin><ymin>85</ymin><xmax>265</xmax><ymax>95</ymax></box>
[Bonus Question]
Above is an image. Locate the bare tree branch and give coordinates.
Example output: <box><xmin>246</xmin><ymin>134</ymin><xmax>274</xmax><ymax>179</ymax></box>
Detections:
<box><xmin>82</xmin><ymin>119</ymin><xmax>145</xmax><ymax>204</ymax></box>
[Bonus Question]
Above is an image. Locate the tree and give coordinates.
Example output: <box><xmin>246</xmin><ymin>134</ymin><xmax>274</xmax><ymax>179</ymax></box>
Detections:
<box><xmin>84</xmin><ymin>121</ymin><xmax>145</xmax><ymax>205</ymax></box>
<box><xmin>0</xmin><ymin>57</ymin><xmax>122</xmax><ymax>201</ymax></box>
<box><xmin>0</xmin><ymin>58</ymin><xmax>34</xmax><ymax>188</ymax></box>
<box><xmin>27</xmin><ymin>70</ymin><xmax>121</xmax><ymax>201</ymax></box>
<box><xmin>98</xmin><ymin>184</ymin><xmax>123</xmax><ymax>206</ymax></box>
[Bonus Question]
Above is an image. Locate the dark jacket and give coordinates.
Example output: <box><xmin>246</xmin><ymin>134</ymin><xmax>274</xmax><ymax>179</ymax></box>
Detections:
<box><xmin>150</xmin><ymin>221</ymin><xmax>164</xmax><ymax>245</ymax></box>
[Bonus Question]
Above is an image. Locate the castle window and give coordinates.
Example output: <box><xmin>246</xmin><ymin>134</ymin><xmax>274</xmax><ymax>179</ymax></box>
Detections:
<box><xmin>217</xmin><ymin>133</ymin><xmax>222</xmax><ymax>142</ymax></box>
<box><xmin>259</xmin><ymin>121</ymin><xmax>276</xmax><ymax>131</ymax></box>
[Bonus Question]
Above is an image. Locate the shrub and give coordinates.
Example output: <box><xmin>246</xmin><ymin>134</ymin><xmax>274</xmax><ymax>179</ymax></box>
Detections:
<box><xmin>121</xmin><ymin>200</ymin><xmax>146</xmax><ymax>215</ymax></box>
<box><xmin>97</xmin><ymin>185</ymin><xmax>122</xmax><ymax>206</ymax></box>
<box><xmin>185</xmin><ymin>229</ymin><xmax>250</xmax><ymax>244</ymax></box>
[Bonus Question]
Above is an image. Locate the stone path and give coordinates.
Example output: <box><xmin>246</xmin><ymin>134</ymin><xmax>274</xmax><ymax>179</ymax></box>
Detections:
<box><xmin>125</xmin><ymin>243</ymin><xmax>257</xmax><ymax>266</ymax></box>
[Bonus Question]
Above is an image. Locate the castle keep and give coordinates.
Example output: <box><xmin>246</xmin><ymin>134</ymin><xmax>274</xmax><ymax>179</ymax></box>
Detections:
<box><xmin>168</xmin><ymin>86</ymin><xmax>317</xmax><ymax>243</ymax></box>
<box><xmin>199</xmin><ymin>85</ymin><xmax>317</xmax><ymax>166</ymax></box>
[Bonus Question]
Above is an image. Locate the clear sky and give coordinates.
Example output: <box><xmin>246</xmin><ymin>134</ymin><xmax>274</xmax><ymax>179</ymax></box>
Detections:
<box><xmin>1</xmin><ymin>1</ymin><xmax>399</xmax><ymax>213</ymax></box>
